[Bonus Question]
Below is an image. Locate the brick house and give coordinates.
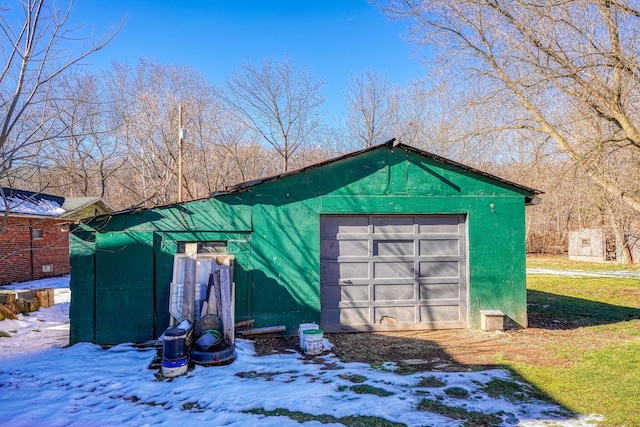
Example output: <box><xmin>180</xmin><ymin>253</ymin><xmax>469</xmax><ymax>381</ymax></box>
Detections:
<box><xmin>0</xmin><ymin>188</ymin><xmax>113</xmax><ymax>285</ymax></box>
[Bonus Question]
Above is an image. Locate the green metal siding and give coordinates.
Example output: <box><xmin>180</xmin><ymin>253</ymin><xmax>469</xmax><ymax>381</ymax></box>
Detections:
<box><xmin>153</xmin><ymin>232</ymin><xmax>174</xmax><ymax>334</ymax></box>
<box><xmin>89</xmin><ymin>193</ymin><xmax>253</xmax><ymax>234</ymax></box>
<box><xmin>69</xmin><ymin>227</ymin><xmax>96</xmax><ymax>343</ymax></box>
<box><xmin>250</xmin><ymin>202</ymin><xmax>321</xmax><ymax>329</ymax></box>
<box><xmin>95</xmin><ymin>232</ymin><xmax>154</xmax><ymax>344</ymax></box>
<box><xmin>71</xmin><ymin>145</ymin><xmax>532</xmax><ymax>344</ymax></box>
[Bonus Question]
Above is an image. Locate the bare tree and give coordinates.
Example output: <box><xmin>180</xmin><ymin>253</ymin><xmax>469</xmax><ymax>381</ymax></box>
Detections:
<box><xmin>36</xmin><ymin>70</ymin><xmax>126</xmax><ymax>198</ymax></box>
<box><xmin>24</xmin><ymin>58</ymin><xmax>286</xmax><ymax>211</ymax></box>
<box><xmin>220</xmin><ymin>55</ymin><xmax>326</xmax><ymax>172</ymax></box>
<box><xmin>107</xmin><ymin>60</ymin><xmax>250</xmax><ymax>207</ymax></box>
<box><xmin>345</xmin><ymin>69</ymin><xmax>395</xmax><ymax>148</ymax></box>
<box><xmin>377</xmin><ymin>0</ymin><xmax>640</xmax><ymax>213</ymax></box>
<box><xmin>0</xmin><ymin>0</ymin><xmax>122</xmax><ymax>234</ymax></box>
<box><xmin>0</xmin><ymin>0</ymin><xmax>122</xmax><ymax>185</ymax></box>
<box><xmin>207</xmin><ymin>109</ymin><xmax>277</xmax><ymax>186</ymax></box>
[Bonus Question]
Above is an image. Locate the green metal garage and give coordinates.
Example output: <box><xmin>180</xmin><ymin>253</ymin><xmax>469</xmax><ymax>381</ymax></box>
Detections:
<box><xmin>69</xmin><ymin>140</ymin><xmax>540</xmax><ymax>345</ymax></box>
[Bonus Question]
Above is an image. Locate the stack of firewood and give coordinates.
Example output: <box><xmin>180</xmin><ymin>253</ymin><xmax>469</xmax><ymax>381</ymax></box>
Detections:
<box><xmin>0</xmin><ymin>288</ymin><xmax>54</xmax><ymax>320</ymax></box>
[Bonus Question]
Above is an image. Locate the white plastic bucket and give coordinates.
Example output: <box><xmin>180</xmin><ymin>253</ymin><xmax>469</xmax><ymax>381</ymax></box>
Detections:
<box><xmin>302</xmin><ymin>328</ymin><xmax>324</xmax><ymax>355</ymax></box>
<box><xmin>298</xmin><ymin>323</ymin><xmax>319</xmax><ymax>351</ymax></box>
<box><xmin>161</xmin><ymin>356</ymin><xmax>188</xmax><ymax>377</ymax></box>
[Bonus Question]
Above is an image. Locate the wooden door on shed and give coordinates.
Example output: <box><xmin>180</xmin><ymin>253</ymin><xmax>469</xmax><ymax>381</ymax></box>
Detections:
<box><xmin>320</xmin><ymin>215</ymin><xmax>467</xmax><ymax>332</ymax></box>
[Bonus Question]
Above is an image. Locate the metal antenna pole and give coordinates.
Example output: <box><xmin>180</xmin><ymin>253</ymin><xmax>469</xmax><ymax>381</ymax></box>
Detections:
<box><xmin>178</xmin><ymin>105</ymin><xmax>183</xmax><ymax>203</ymax></box>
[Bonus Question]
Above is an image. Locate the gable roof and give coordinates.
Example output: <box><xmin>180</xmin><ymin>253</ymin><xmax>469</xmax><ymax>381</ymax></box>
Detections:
<box><xmin>61</xmin><ymin>197</ymin><xmax>114</xmax><ymax>219</ymax></box>
<box><xmin>94</xmin><ymin>139</ymin><xmax>542</xmax><ymax>220</ymax></box>
<box><xmin>214</xmin><ymin>139</ymin><xmax>542</xmax><ymax>200</ymax></box>
<box><xmin>0</xmin><ymin>187</ymin><xmax>66</xmax><ymax>217</ymax></box>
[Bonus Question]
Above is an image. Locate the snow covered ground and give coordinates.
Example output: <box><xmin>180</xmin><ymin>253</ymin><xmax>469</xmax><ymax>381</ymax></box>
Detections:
<box><xmin>0</xmin><ymin>276</ymin><xmax>603</xmax><ymax>426</ymax></box>
<box><xmin>0</xmin><ymin>276</ymin><xmax>71</xmax><ymax>358</ymax></box>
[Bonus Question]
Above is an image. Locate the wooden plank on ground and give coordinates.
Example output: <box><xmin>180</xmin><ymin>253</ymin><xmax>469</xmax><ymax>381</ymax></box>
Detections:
<box><xmin>15</xmin><ymin>289</ymin><xmax>37</xmax><ymax>300</ymax></box>
<box><xmin>237</xmin><ymin>325</ymin><xmax>286</xmax><ymax>336</ymax></box>
<box><xmin>234</xmin><ymin>319</ymin><xmax>255</xmax><ymax>330</ymax></box>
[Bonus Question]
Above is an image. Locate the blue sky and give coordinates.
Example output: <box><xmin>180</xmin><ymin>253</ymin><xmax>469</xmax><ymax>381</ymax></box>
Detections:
<box><xmin>68</xmin><ymin>0</ymin><xmax>428</xmax><ymax>120</ymax></box>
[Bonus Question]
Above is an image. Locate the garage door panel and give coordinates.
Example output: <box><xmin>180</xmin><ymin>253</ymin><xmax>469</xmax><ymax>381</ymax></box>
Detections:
<box><xmin>336</xmin><ymin>307</ymin><xmax>370</xmax><ymax>325</ymax></box>
<box><xmin>372</xmin><ymin>216</ymin><xmax>415</xmax><ymax>232</ymax></box>
<box><xmin>417</xmin><ymin>216</ymin><xmax>461</xmax><ymax>234</ymax></box>
<box><xmin>374</xmin><ymin>306</ymin><xmax>415</xmax><ymax>324</ymax></box>
<box><xmin>419</xmin><ymin>239</ymin><xmax>460</xmax><ymax>256</ymax></box>
<box><xmin>322</xmin><ymin>261</ymin><xmax>369</xmax><ymax>281</ymax></box>
<box><xmin>374</xmin><ymin>240</ymin><xmax>414</xmax><ymax>256</ymax></box>
<box><xmin>321</xmin><ymin>214</ymin><xmax>467</xmax><ymax>332</ymax></box>
<box><xmin>374</xmin><ymin>262</ymin><xmax>415</xmax><ymax>278</ymax></box>
<box><xmin>374</xmin><ymin>283</ymin><xmax>414</xmax><ymax>301</ymax></box>
<box><xmin>419</xmin><ymin>305</ymin><xmax>461</xmax><ymax>323</ymax></box>
<box><xmin>419</xmin><ymin>261</ymin><xmax>459</xmax><ymax>278</ymax></box>
<box><xmin>373</xmin><ymin>225</ymin><xmax>414</xmax><ymax>234</ymax></box>
<box><xmin>321</xmin><ymin>216</ymin><xmax>369</xmax><ymax>237</ymax></box>
<box><xmin>324</xmin><ymin>284</ymin><xmax>370</xmax><ymax>302</ymax></box>
<box><xmin>419</xmin><ymin>283</ymin><xmax>461</xmax><ymax>300</ymax></box>
<box><xmin>321</xmin><ymin>239</ymin><xmax>369</xmax><ymax>259</ymax></box>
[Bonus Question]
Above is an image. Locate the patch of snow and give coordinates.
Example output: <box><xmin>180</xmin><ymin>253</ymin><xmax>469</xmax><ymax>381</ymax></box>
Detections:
<box><xmin>0</xmin><ymin>276</ymin><xmax>70</xmax><ymax>357</ymax></box>
<box><xmin>2</xmin><ymin>275</ymin><xmax>70</xmax><ymax>291</ymax></box>
<box><xmin>0</xmin><ymin>276</ymin><xmax>604</xmax><ymax>427</ymax></box>
<box><xmin>402</xmin><ymin>359</ymin><xmax>430</xmax><ymax>365</ymax></box>
<box><xmin>321</xmin><ymin>337</ymin><xmax>333</xmax><ymax>350</ymax></box>
<box><xmin>0</xmin><ymin>194</ymin><xmax>65</xmax><ymax>216</ymax></box>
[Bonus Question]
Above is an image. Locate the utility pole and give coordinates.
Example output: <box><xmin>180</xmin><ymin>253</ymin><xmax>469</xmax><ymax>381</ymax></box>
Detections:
<box><xmin>178</xmin><ymin>105</ymin><xmax>184</xmax><ymax>203</ymax></box>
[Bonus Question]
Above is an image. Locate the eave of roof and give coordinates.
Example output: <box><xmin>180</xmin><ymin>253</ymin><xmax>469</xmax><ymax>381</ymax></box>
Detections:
<box><xmin>0</xmin><ymin>212</ymin><xmax>69</xmax><ymax>220</ymax></box>
<box><xmin>61</xmin><ymin>197</ymin><xmax>115</xmax><ymax>218</ymax></box>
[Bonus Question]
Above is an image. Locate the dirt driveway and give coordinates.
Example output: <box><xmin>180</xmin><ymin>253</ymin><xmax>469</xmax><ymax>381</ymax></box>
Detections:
<box><xmin>254</xmin><ymin>326</ymin><xmax>585</xmax><ymax>372</ymax></box>
<box><xmin>254</xmin><ymin>266</ymin><xmax>640</xmax><ymax>371</ymax></box>
<box><xmin>255</xmin><ymin>294</ymin><xmax>638</xmax><ymax>371</ymax></box>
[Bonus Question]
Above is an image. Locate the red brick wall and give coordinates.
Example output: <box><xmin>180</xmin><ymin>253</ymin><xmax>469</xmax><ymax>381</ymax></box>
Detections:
<box><xmin>0</xmin><ymin>217</ymin><xmax>70</xmax><ymax>285</ymax></box>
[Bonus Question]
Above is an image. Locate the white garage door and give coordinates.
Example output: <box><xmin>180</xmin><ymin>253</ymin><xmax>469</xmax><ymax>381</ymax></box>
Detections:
<box><xmin>320</xmin><ymin>215</ymin><xmax>467</xmax><ymax>332</ymax></box>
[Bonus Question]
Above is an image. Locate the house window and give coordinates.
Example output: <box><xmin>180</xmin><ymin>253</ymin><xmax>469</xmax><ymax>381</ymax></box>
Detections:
<box><xmin>42</xmin><ymin>264</ymin><xmax>53</xmax><ymax>273</ymax></box>
<box><xmin>176</xmin><ymin>241</ymin><xmax>227</xmax><ymax>254</ymax></box>
<box><xmin>32</xmin><ymin>229</ymin><xmax>43</xmax><ymax>239</ymax></box>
